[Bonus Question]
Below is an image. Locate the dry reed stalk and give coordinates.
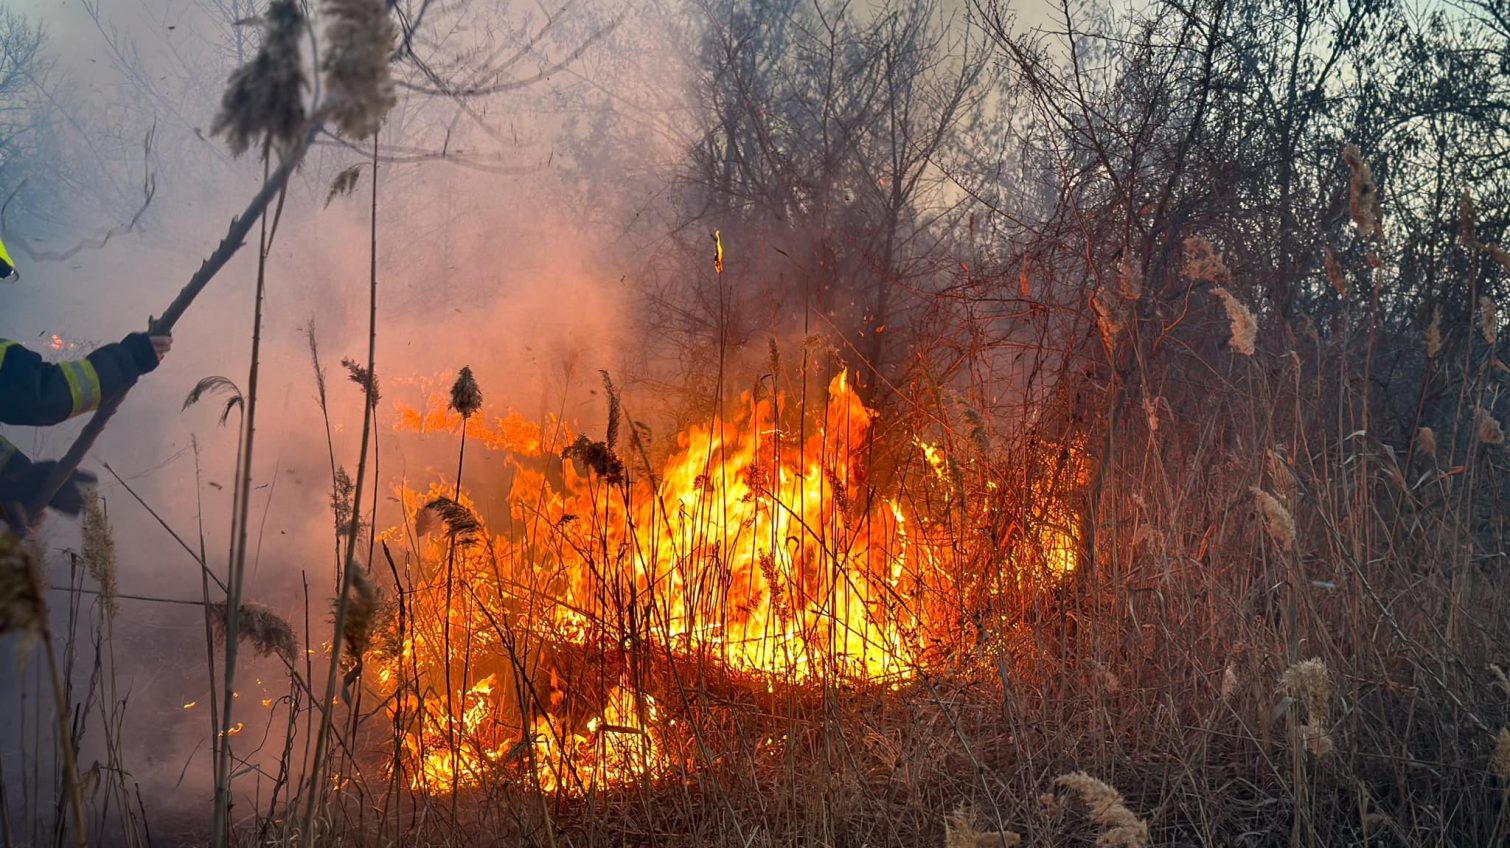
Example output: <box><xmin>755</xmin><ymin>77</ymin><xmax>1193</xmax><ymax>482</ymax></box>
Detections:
<box><xmin>943</xmin><ymin>805</ymin><xmax>1021</xmax><ymax>848</ymax></box>
<box><xmin>1251</xmin><ymin>487</ymin><xmax>1296</xmax><ymax>551</ymax></box>
<box><xmin>81</xmin><ymin>493</ymin><xmax>119</xmax><ymax>618</ymax></box>
<box><xmin>1210</xmin><ymin>287</ymin><xmax>1257</xmax><ymax>355</ymax></box>
<box><xmin>1054</xmin><ymin>772</ymin><xmax>1150</xmax><ymax>848</ymax></box>
<box><xmin>322</xmin><ymin>0</ymin><xmax>397</xmax><ymax>139</ymax></box>
<box><xmin>1342</xmin><ymin>143</ymin><xmax>1383</xmax><ymax>240</ymax></box>
<box><xmin>211</xmin><ymin>0</ymin><xmax>307</xmax><ymax>155</ymax></box>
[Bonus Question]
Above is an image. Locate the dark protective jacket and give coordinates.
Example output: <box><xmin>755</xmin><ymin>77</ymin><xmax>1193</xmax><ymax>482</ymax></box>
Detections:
<box><xmin>0</xmin><ymin>333</ymin><xmax>160</xmax><ymax>512</ymax></box>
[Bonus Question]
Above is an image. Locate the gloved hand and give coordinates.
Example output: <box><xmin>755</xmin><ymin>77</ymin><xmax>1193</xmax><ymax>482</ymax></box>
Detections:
<box><xmin>121</xmin><ymin>332</ymin><xmax>167</xmax><ymax>375</ymax></box>
<box><xmin>0</xmin><ymin>461</ymin><xmax>98</xmax><ymax>515</ymax></box>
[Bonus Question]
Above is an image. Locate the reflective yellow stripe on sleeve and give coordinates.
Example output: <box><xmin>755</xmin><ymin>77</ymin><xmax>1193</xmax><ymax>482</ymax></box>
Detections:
<box><xmin>60</xmin><ymin>359</ymin><xmax>103</xmax><ymax>416</ymax></box>
<box><xmin>0</xmin><ymin>340</ymin><xmax>14</xmax><ymax>371</ymax></box>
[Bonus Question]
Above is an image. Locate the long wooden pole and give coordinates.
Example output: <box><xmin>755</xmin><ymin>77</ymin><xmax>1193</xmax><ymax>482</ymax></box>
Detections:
<box><xmin>26</xmin><ymin>119</ymin><xmax>324</xmax><ymax>520</ymax></box>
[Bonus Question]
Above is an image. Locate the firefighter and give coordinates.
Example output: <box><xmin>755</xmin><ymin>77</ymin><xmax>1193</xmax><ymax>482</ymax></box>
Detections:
<box><xmin>0</xmin><ymin>333</ymin><xmax>172</xmax><ymax>520</ymax></box>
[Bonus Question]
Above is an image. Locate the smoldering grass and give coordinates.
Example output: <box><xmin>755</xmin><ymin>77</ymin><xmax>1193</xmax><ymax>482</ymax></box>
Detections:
<box><xmin>80</xmin><ymin>493</ymin><xmax>119</xmax><ymax>619</ymax></box>
<box><xmin>209</xmin><ymin>601</ymin><xmax>298</xmax><ymax>664</ymax></box>
<box><xmin>1054</xmin><ymin>772</ymin><xmax>1150</xmax><ymax>848</ymax></box>
<box><xmin>321</xmin><ymin>0</ymin><xmax>397</xmax><ymax>139</ymax></box>
<box><xmin>1210</xmin><ymin>287</ymin><xmax>1257</xmax><ymax>356</ymax></box>
<box><xmin>211</xmin><ymin>0</ymin><xmax>307</xmax><ymax>155</ymax></box>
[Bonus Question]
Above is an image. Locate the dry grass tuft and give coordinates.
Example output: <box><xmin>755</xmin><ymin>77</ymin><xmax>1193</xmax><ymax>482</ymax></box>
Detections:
<box><xmin>1342</xmin><ymin>143</ymin><xmax>1383</xmax><ymax>240</ymax></box>
<box><xmin>1251</xmin><ymin>487</ymin><xmax>1296</xmax><ymax>551</ymax></box>
<box><xmin>81</xmin><ymin>493</ymin><xmax>118</xmax><ymax>619</ymax></box>
<box><xmin>1182</xmin><ymin>236</ymin><xmax>1231</xmax><ymax>284</ymax></box>
<box><xmin>1054</xmin><ymin>772</ymin><xmax>1150</xmax><ymax>848</ymax></box>
<box><xmin>322</xmin><ymin>0</ymin><xmax>396</xmax><ymax>139</ymax></box>
<box><xmin>943</xmin><ymin>805</ymin><xmax>1021</xmax><ymax>848</ymax></box>
<box><xmin>1476</xmin><ymin>407</ymin><xmax>1504</xmax><ymax>446</ymax></box>
<box><xmin>211</xmin><ymin>0</ymin><xmax>307</xmax><ymax>155</ymax></box>
<box><xmin>449</xmin><ymin>366</ymin><xmax>483</xmax><ymax>417</ymax></box>
<box><xmin>1210</xmin><ymin>287</ymin><xmax>1257</xmax><ymax>356</ymax></box>
<box><xmin>0</xmin><ymin>533</ymin><xmax>45</xmax><ymax>637</ymax></box>
<box><xmin>210</xmin><ymin>601</ymin><xmax>297</xmax><ymax>663</ymax></box>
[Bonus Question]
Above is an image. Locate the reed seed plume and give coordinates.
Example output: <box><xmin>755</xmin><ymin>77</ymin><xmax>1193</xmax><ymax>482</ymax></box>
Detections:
<box><xmin>1210</xmin><ymin>287</ymin><xmax>1257</xmax><ymax>356</ymax></box>
<box><xmin>331</xmin><ymin>467</ymin><xmax>355</xmax><ymax>533</ymax></box>
<box><xmin>1342</xmin><ymin>143</ymin><xmax>1383</xmax><ymax>240</ymax></box>
<box><xmin>1117</xmin><ymin>253</ymin><xmax>1143</xmax><ymax>300</ymax></box>
<box><xmin>1182</xmin><ymin>236</ymin><xmax>1231</xmax><ymax>284</ymax></box>
<box><xmin>182</xmin><ymin>376</ymin><xmax>245</xmax><ymax>426</ymax></box>
<box><xmin>1492</xmin><ymin>664</ymin><xmax>1510</xmax><ymax>697</ymax></box>
<box><xmin>1054</xmin><ymin>772</ymin><xmax>1150</xmax><ymax>848</ymax></box>
<box><xmin>337</xmin><ymin>565</ymin><xmax>378</xmax><ymax>658</ymax></box>
<box><xmin>80</xmin><ymin>493</ymin><xmax>118</xmax><ymax>619</ymax></box>
<box><xmin>1323</xmin><ymin>245</ymin><xmax>1345</xmax><ymax>297</ymax></box>
<box><xmin>342</xmin><ymin>357</ymin><xmax>380</xmax><ymax>409</ymax></box>
<box><xmin>1220</xmin><ymin>660</ymin><xmax>1239</xmax><ymax>700</ymax></box>
<box><xmin>1279</xmin><ymin>658</ymin><xmax>1334</xmax><ymax>756</ymax></box>
<box><xmin>1417</xmin><ymin>426</ymin><xmax>1437</xmax><ymax>462</ymax></box>
<box><xmin>1266</xmin><ymin>448</ymin><xmax>1296</xmax><ymax>503</ymax></box>
<box><xmin>210</xmin><ymin>601</ymin><xmax>297</xmax><ymax>664</ymax></box>
<box><xmin>1426</xmin><ymin>307</ymin><xmax>1443</xmax><ymax>358</ymax></box>
<box><xmin>1251</xmin><ymin>487</ymin><xmax>1296</xmax><ymax>551</ymax></box>
<box><xmin>422</xmin><ymin>497</ymin><xmax>481</xmax><ymax>538</ymax></box>
<box><xmin>211</xmin><ymin>0</ymin><xmax>307</xmax><ymax>155</ymax></box>
<box><xmin>1480</xmin><ymin>296</ymin><xmax>1499</xmax><ymax>345</ymax></box>
<box><xmin>1493</xmin><ymin>729</ymin><xmax>1510</xmax><ymax>783</ymax></box>
<box><xmin>1459</xmin><ymin>191</ymin><xmax>1478</xmax><ymax>249</ymax></box>
<box><xmin>943</xmin><ymin>805</ymin><xmax>1021</xmax><ymax>848</ymax></box>
<box><xmin>601</xmin><ymin>370</ymin><xmax>622</xmax><ymax>450</ymax></box>
<box><xmin>322</xmin><ymin>0</ymin><xmax>397</xmax><ymax>139</ymax></box>
<box><xmin>1476</xmin><ymin>406</ymin><xmax>1505</xmax><ymax>446</ymax></box>
<box><xmin>1093</xmin><ymin>291</ymin><xmax>1125</xmax><ymax>352</ymax></box>
<box><xmin>450</xmin><ymin>366</ymin><xmax>483</xmax><ymax>417</ymax></box>
<box><xmin>0</xmin><ymin>532</ymin><xmax>45</xmax><ymax>637</ymax></box>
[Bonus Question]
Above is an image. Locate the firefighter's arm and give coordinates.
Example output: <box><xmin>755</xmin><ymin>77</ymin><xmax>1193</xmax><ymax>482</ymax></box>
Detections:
<box><xmin>0</xmin><ymin>334</ymin><xmax>163</xmax><ymax>426</ymax></box>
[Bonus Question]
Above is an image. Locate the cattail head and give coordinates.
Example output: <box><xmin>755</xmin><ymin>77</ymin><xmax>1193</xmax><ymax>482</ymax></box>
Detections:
<box><xmin>1182</xmin><ymin>237</ymin><xmax>1231</xmax><ymax>284</ymax></box>
<box><xmin>450</xmin><ymin>366</ymin><xmax>483</xmax><ymax>418</ymax></box>
<box><xmin>1054</xmin><ymin>772</ymin><xmax>1149</xmax><ymax>848</ymax></box>
<box><xmin>322</xmin><ymin>0</ymin><xmax>397</xmax><ymax>139</ymax></box>
<box><xmin>1251</xmin><ymin>487</ymin><xmax>1296</xmax><ymax>551</ymax></box>
<box><xmin>0</xmin><ymin>533</ymin><xmax>45</xmax><ymax>637</ymax></box>
<box><xmin>1342</xmin><ymin>143</ymin><xmax>1383</xmax><ymax>240</ymax></box>
<box><xmin>81</xmin><ymin>493</ymin><xmax>118</xmax><ymax>619</ymax></box>
<box><xmin>211</xmin><ymin>0</ymin><xmax>308</xmax><ymax>155</ymax></box>
<box><xmin>1477</xmin><ymin>407</ymin><xmax>1505</xmax><ymax>446</ymax></box>
<box><xmin>1211</xmin><ymin>287</ymin><xmax>1257</xmax><ymax>356</ymax></box>
<box><xmin>210</xmin><ymin>602</ymin><xmax>298</xmax><ymax>664</ymax></box>
<box><xmin>1492</xmin><ymin>728</ymin><xmax>1510</xmax><ymax>783</ymax></box>
<box><xmin>1092</xmin><ymin>291</ymin><xmax>1125</xmax><ymax>353</ymax></box>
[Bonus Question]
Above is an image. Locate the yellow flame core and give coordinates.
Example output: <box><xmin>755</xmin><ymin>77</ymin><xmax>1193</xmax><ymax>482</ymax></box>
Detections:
<box><xmin>379</xmin><ymin>371</ymin><xmax>1081</xmax><ymax>794</ymax></box>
